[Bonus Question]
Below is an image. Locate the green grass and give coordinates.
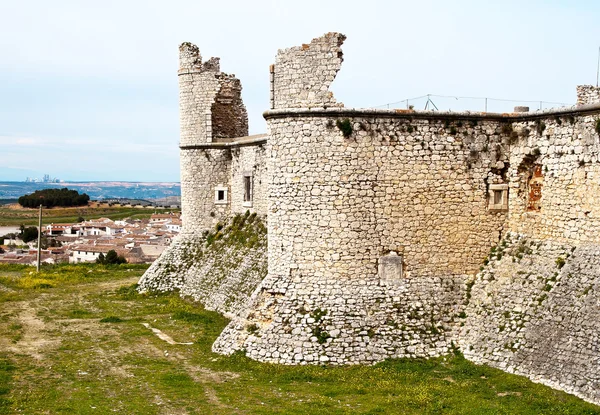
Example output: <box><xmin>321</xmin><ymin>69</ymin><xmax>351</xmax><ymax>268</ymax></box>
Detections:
<box><xmin>0</xmin><ymin>357</ymin><xmax>14</xmax><ymax>414</ymax></box>
<box><xmin>0</xmin><ymin>205</ymin><xmax>180</xmax><ymax>227</ymax></box>
<box><xmin>0</xmin><ymin>264</ymin><xmax>598</xmax><ymax>414</ymax></box>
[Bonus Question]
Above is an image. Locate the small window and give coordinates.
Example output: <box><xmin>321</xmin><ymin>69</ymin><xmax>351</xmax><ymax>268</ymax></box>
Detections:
<box><xmin>243</xmin><ymin>175</ymin><xmax>253</xmax><ymax>206</ymax></box>
<box><xmin>214</xmin><ymin>186</ymin><xmax>228</xmax><ymax>205</ymax></box>
<box><xmin>488</xmin><ymin>184</ymin><xmax>508</xmax><ymax>211</ymax></box>
<box><xmin>493</xmin><ymin>190</ymin><xmax>503</xmax><ymax>205</ymax></box>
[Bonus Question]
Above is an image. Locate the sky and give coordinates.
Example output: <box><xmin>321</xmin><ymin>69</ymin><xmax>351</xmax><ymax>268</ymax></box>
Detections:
<box><xmin>1</xmin><ymin>0</ymin><xmax>599</xmax><ymax>182</ymax></box>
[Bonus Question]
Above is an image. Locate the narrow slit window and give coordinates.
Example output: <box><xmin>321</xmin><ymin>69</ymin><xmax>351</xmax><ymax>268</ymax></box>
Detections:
<box><xmin>243</xmin><ymin>176</ymin><xmax>252</xmax><ymax>202</ymax></box>
<box><xmin>217</xmin><ymin>190</ymin><xmax>225</xmax><ymax>201</ymax></box>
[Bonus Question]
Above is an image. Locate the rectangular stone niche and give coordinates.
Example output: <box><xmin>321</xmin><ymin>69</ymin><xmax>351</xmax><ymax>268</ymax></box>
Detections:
<box><xmin>378</xmin><ymin>252</ymin><xmax>404</xmax><ymax>284</ymax></box>
<box><xmin>488</xmin><ymin>184</ymin><xmax>508</xmax><ymax>211</ymax></box>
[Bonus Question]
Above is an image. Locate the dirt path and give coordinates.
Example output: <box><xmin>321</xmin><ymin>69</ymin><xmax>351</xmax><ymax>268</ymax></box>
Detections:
<box><xmin>0</xmin><ymin>276</ymin><xmax>140</xmax><ymax>359</ymax></box>
<box><xmin>0</xmin><ymin>274</ymin><xmax>238</xmax><ymax>413</ymax></box>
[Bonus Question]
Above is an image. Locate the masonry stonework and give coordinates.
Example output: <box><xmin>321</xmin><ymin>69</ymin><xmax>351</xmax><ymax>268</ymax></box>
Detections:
<box><xmin>140</xmin><ymin>33</ymin><xmax>600</xmax><ymax>405</ymax></box>
<box><xmin>271</xmin><ymin>32</ymin><xmax>345</xmax><ymax>110</ymax></box>
<box><xmin>576</xmin><ymin>85</ymin><xmax>600</xmax><ymax>106</ymax></box>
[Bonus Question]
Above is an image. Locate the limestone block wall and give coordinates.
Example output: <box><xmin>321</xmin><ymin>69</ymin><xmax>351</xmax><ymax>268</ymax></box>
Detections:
<box><xmin>179</xmin><ymin>43</ymin><xmax>220</xmax><ymax>146</ymax></box>
<box><xmin>230</xmin><ymin>144</ymin><xmax>268</xmax><ymax>216</ymax></box>
<box><xmin>213</xmin><ymin>110</ymin><xmax>512</xmax><ymax>364</ymax></box>
<box><xmin>457</xmin><ymin>107</ymin><xmax>600</xmax><ymax>404</ymax></box>
<box><xmin>180</xmin><ymin>148</ymin><xmax>231</xmax><ymax>234</ymax></box>
<box><xmin>179</xmin><ymin>42</ymin><xmax>248</xmax><ymax>146</ymax></box>
<box><xmin>505</xmin><ymin>113</ymin><xmax>600</xmax><ymax>243</ymax></box>
<box><xmin>271</xmin><ymin>32</ymin><xmax>346</xmax><ymax>110</ymax></box>
<box><xmin>211</xmin><ymin>76</ymin><xmax>249</xmax><ymax>140</ymax></box>
<box><xmin>460</xmin><ymin>235</ymin><xmax>600</xmax><ymax>405</ymax></box>
<box><xmin>576</xmin><ymin>85</ymin><xmax>600</xmax><ymax>106</ymax></box>
<box><xmin>138</xmin><ymin>215</ymin><xmax>267</xmax><ymax>318</ymax></box>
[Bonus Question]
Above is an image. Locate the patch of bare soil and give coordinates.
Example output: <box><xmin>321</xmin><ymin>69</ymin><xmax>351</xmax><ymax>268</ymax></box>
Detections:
<box><xmin>1</xmin><ymin>275</ymin><xmax>241</xmax><ymax>412</ymax></box>
<box><xmin>0</xmin><ymin>277</ymin><xmax>140</xmax><ymax>359</ymax></box>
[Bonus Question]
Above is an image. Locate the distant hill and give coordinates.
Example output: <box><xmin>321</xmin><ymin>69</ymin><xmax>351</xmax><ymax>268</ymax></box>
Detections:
<box><xmin>0</xmin><ymin>181</ymin><xmax>181</xmax><ymax>201</ymax></box>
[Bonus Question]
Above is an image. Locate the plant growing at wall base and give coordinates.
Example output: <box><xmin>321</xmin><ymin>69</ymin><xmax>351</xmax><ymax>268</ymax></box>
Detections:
<box><xmin>336</xmin><ymin>119</ymin><xmax>353</xmax><ymax>138</ymax></box>
<box><xmin>312</xmin><ymin>326</ymin><xmax>331</xmax><ymax>344</ymax></box>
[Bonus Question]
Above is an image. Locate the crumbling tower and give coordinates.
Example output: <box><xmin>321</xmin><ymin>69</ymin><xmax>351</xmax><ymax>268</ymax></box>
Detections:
<box><xmin>178</xmin><ymin>42</ymin><xmax>249</xmax><ymax>234</ymax></box>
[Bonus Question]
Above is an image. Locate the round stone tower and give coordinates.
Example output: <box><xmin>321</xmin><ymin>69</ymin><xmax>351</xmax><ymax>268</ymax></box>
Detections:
<box><xmin>177</xmin><ymin>42</ymin><xmax>248</xmax><ymax>234</ymax></box>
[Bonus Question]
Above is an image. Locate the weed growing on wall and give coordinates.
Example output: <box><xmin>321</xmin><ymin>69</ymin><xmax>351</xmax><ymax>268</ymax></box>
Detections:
<box><xmin>536</xmin><ymin>120</ymin><xmax>546</xmax><ymax>135</ymax></box>
<box><xmin>336</xmin><ymin>118</ymin><xmax>353</xmax><ymax>138</ymax></box>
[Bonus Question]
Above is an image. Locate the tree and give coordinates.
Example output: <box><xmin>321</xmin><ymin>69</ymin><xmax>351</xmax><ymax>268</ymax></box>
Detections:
<box><xmin>102</xmin><ymin>250</ymin><xmax>127</xmax><ymax>265</ymax></box>
<box><xmin>96</xmin><ymin>253</ymin><xmax>105</xmax><ymax>264</ymax></box>
<box><xmin>77</xmin><ymin>216</ymin><xmax>85</xmax><ymax>223</ymax></box>
<box><xmin>18</xmin><ymin>188</ymin><xmax>90</xmax><ymax>208</ymax></box>
<box><xmin>22</xmin><ymin>227</ymin><xmax>39</xmax><ymax>243</ymax></box>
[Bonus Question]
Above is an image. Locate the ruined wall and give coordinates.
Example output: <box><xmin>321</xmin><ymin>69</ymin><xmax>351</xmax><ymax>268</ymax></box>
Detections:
<box><xmin>505</xmin><ymin>114</ymin><xmax>600</xmax><ymax>242</ymax></box>
<box><xmin>178</xmin><ymin>41</ymin><xmax>254</xmax><ymax>234</ymax></box>
<box><xmin>460</xmin><ymin>235</ymin><xmax>600</xmax><ymax>405</ymax></box>
<box><xmin>144</xmin><ymin>32</ymin><xmax>600</xmax><ymax>404</ymax></box>
<box><xmin>212</xmin><ymin>76</ymin><xmax>249</xmax><ymax>140</ymax></box>
<box><xmin>179</xmin><ymin>42</ymin><xmax>248</xmax><ymax>145</ymax></box>
<box><xmin>576</xmin><ymin>85</ymin><xmax>600</xmax><ymax>106</ymax></box>
<box><xmin>459</xmin><ymin>108</ymin><xmax>600</xmax><ymax>404</ymax></box>
<box><xmin>178</xmin><ymin>43</ymin><xmax>220</xmax><ymax>146</ymax></box>
<box><xmin>141</xmin><ymin>41</ymin><xmax>257</xmax><ymax>301</ymax></box>
<box><xmin>270</xmin><ymin>32</ymin><xmax>346</xmax><ymax>110</ymax></box>
<box><xmin>214</xmin><ymin>111</ymin><xmax>511</xmax><ymax>364</ymax></box>
<box><xmin>180</xmin><ymin>148</ymin><xmax>231</xmax><ymax>234</ymax></box>
<box><xmin>138</xmin><ymin>215</ymin><xmax>267</xmax><ymax>318</ymax></box>
<box><xmin>230</xmin><ymin>143</ymin><xmax>268</xmax><ymax>216</ymax></box>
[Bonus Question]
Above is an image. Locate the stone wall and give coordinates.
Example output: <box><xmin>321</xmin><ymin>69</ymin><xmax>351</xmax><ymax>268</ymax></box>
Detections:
<box><xmin>179</xmin><ymin>42</ymin><xmax>248</xmax><ymax>146</ymax></box>
<box><xmin>506</xmin><ymin>114</ymin><xmax>600</xmax><ymax>243</ymax></box>
<box><xmin>138</xmin><ymin>214</ymin><xmax>267</xmax><ymax>318</ymax></box>
<box><xmin>211</xmin><ymin>76</ymin><xmax>248</xmax><ymax>140</ymax></box>
<box><xmin>271</xmin><ymin>32</ymin><xmax>346</xmax><ymax>110</ymax></box>
<box><xmin>180</xmin><ymin>148</ymin><xmax>231</xmax><ymax>234</ymax></box>
<box><xmin>230</xmin><ymin>143</ymin><xmax>268</xmax><ymax>216</ymax></box>
<box><xmin>577</xmin><ymin>85</ymin><xmax>600</xmax><ymax>106</ymax></box>
<box><xmin>214</xmin><ymin>110</ymin><xmax>512</xmax><ymax>363</ymax></box>
<box><xmin>178</xmin><ymin>41</ymin><xmax>254</xmax><ymax>234</ymax></box>
<box><xmin>142</xmin><ymin>32</ymin><xmax>600</xmax><ymax>405</ymax></box>
<box><xmin>460</xmin><ymin>234</ymin><xmax>600</xmax><ymax>405</ymax></box>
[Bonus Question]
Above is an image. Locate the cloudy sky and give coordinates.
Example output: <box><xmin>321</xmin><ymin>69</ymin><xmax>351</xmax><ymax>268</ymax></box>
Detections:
<box><xmin>1</xmin><ymin>0</ymin><xmax>599</xmax><ymax>182</ymax></box>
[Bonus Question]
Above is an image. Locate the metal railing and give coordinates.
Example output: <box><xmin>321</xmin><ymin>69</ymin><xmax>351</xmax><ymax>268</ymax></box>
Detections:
<box><xmin>371</xmin><ymin>94</ymin><xmax>569</xmax><ymax>113</ymax></box>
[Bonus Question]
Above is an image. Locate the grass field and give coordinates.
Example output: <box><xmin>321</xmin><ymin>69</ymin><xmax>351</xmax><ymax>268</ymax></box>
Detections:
<box><xmin>0</xmin><ymin>263</ymin><xmax>598</xmax><ymax>414</ymax></box>
<box><xmin>0</xmin><ymin>205</ymin><xmax>180</xmax><ymax>227</ymax></box>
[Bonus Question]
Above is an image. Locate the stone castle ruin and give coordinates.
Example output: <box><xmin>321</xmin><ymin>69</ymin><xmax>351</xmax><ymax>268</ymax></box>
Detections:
<box><xmin>139</xmin><ymin>33</ymin><xmax>600</xmax><ymax>405</ymax></box>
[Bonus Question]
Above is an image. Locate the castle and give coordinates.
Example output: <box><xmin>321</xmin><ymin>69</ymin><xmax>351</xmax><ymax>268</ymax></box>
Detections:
<box><xmin>139</xmin><ymin>33</ymin><xmax>600</xmax><ymax>405</ymax></box>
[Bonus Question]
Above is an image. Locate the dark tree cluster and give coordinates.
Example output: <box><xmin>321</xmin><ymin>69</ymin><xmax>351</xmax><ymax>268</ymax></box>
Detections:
<box><xmin>21</xmin><ymin>226</ymin><xmax>39</xmax><ymax>243</ymax></box>
<box><xmin>96</xmin><ymin>250</ymin><xmax>127</xmax><ymax>265</ymax></box>
<box><xmin>18</xmin><ymin>188</ymin><xmax>90</xmax><ymax>208</ymax></box>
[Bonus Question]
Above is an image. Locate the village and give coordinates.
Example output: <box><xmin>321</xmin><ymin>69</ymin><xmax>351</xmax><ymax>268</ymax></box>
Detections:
<box><xmin>0</xmin><ymin>212</ymin><xmax>181</xmax><ymax>265</ymax></box>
